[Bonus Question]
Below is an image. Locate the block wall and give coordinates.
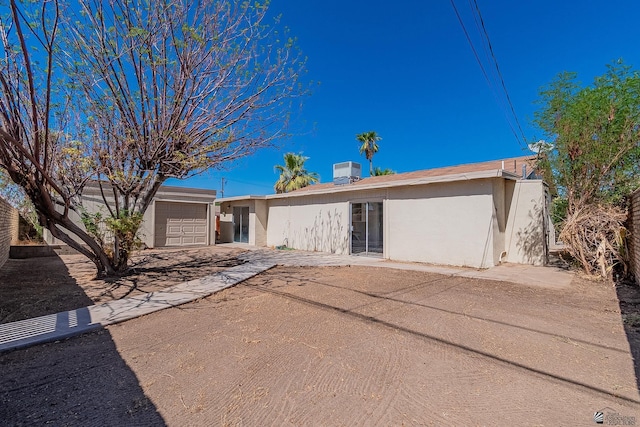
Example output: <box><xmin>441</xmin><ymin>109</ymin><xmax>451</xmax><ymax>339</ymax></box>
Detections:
<box><xmin>0</xmin><ymin>197</ymin><xmax>19</xmax><ymax>269</ymax></box>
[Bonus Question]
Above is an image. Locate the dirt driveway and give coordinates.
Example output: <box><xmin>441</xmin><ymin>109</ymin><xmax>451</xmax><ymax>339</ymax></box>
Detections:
<box><xmin>1</xmin><ymin>258</ymin><xmax>640</xmax><ymax>425</ymax></box>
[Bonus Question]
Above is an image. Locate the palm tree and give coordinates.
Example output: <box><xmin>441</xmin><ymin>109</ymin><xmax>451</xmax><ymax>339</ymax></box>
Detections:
<box><xmin>373</xmin><ymin>167</ymin><xmax>395</xmax><ymax>176</ymax></box>
<box><xmin>356</xmin><ymin>131</ymin><xmax>381</xmax><ymax>176</ymax></box>
<box><xmin>274</xmin><ymin>153</ymin><xmax>319</xmax><ymax>194</ymax></box>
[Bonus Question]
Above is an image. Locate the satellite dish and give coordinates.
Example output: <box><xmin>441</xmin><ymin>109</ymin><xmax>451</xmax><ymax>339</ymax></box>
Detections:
<box><xmin>528</xmin><ymin>140</ymin><xmax>553</xmax><ymax>154</ymax></box>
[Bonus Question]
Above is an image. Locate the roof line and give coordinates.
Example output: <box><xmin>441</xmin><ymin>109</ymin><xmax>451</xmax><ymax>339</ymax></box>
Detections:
<box><xmin>218</xmin><ymin>169</ymin><xmax>532</xmax><ymax>203</ymax></box>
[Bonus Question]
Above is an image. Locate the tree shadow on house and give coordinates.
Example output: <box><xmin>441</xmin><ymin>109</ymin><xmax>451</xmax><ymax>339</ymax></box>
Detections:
<box><xmin>0</xmin><ymin>255</ymin><xmax>166</xmax><ymax>425</ymax></box>
<box><xmin>514</xmin><ymin>203</ymin><xmax>548</xmax><ymax>266</ymax></box>
<box><xmin>292</xmin><ymin>209</ymin><xmax>348</xmax><ymax>254</ymax></box>
<box><xmin>615</xmin><ymin>278</ymin><xmax>640</xmax><ymax>398</ymax></box>
<box><xmin>513</xmin><ymin>203</ymin><xmax>574</xmax><ymax>271</ymax></box>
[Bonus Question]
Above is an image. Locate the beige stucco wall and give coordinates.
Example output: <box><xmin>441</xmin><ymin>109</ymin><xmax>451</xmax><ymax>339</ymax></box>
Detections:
<box><xmin>386</xmin><ymin>180</ymin><xmax>498</xmax><ymax>268</ymax></box>
<box><xmin>492</xmin><ymin>178</ymin><xmax>508</xmax><ymax>265</ymax></box>
<box><xmin>218</xmin><ymin>212</ymin><xmax>234</xmax><ymax>243</ymax></box>
<box><xmin>44</xmin><ymin>185</ymin><xmax>215</xmax><ymax>248</ymax></box>
<box><xmin>0</xmin><ymin>197</ymin><xmax>19</xmax><ymax>269</ymax></box>
<box><xmin>140</xmin><ymin>205</ymin><xmax>154</xmax><ymax>247</ymax></box>
<box><xmin>504</xmin><ymin>180</ymin><xmax>546</xmax><ymax>265</ymax></box>
<box><xmin>630</xmin><ymin>189</ymin><xmax>640</xmax><ymax>286</ymax></box>
<box><xmin>44</xmin><ymin>192</ymin><xmax>134</xmax><ymax>246</ymax></box>
<box><xmin>217</xmin><ymin>199</ymin><xmax>266</xmax><ymax>246</ymax></box>
<box><xmin>251</xmin><ymin>200</ymin><xmax>268</xmax><ymax>246</ymax></box>
<box><xmin>60</xmin><ymin>191</ymin><xmax>114</xmax><ymax>244</ymax></box>
<box><xmin>219</xmin><ymin>177</ymin><xmax>547</xmax><ymax>268</ymax></box>
<box><xmin>263</xmin><ymin>181</ymin><xmax>511</xmax><ymax>267</ymax></box>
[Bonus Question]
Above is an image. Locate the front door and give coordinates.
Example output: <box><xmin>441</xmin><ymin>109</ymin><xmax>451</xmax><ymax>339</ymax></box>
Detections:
<box><xmin>233</xmin><ymin>206</ymin><xmax>250</xmax><ymax>243</ymax></box>
<box><xmin>351</xmin><ymin>202</ymin><xmax>383</xmax><ymax>255</ymax></box>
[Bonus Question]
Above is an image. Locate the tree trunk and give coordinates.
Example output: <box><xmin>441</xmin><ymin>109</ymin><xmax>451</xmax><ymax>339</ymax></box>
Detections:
<box><xmin>47</xmin><ymin>214</ymin><xmax>118</xmax><ymax>277</ymax></box>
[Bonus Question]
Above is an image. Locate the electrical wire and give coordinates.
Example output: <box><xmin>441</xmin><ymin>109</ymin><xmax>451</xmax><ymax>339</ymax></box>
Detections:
<box><xmin>470</xmin><ymin>0</ymin><xmax>527</xmax><ymax>147</ymax></box>
<box><xmin>448</xmin><ymin>0</ymin><xmax>492</xmax><ymax>89</ymax></box>
<box><xmin>467</xmin><ymin>0</ymin><xmax>513</xmax><ymax>126</ymax></box>
<box><xmin>449</xmin><ymin>0</ymin><xmax>527</xmax><ymax>149</ymax></box>
<box><xmin>224</xmin><ymin>177</ymin><xmax>273</xmax><ymax>189</ymax></box>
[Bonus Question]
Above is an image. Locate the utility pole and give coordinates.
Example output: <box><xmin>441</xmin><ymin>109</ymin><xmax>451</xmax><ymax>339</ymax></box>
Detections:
<box><xmin>220</xmin><ymin>177</ymin><xmax>226</xmax><ymax>198</ymax></box>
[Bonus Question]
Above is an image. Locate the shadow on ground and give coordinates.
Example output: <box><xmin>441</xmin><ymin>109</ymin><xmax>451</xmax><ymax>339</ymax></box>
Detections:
<box><xmin>0</xmin><ymin>329</ymin><xmax>166</xmax><ymax>425</ymax></box>
<box><xmin>0</xmin><ymin>255</ymin><xmax>165</xmax><ymax>425</ymax></box>
<box><xmin>0</xmin><ymin>248</ymin><xmax>246</xmax><ymax>316</ymax></box>
<box><xmin>248</xmin><ymin>267</ymin><xmax>640</xmax><ymax>406</ymax></box>
<box><xmin>0</xmin><ymin>256</ymin><xmax>97</xmax><ymax>324</ymax></box>
<box><xmin>616</xmin><ymin>278</ymin><xmax>640</xmax><ymax>398</ymax></box>
<box><xmin>96</xmin><ymin>249</ymin><xmax>246</xmax><ymax>301</ymax></box>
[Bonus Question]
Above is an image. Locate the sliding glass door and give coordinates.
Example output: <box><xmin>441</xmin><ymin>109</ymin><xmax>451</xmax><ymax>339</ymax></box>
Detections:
<box><xmin>233</xmin><ymin>206</ymin><xmax>249</xmax><ymax>243</ymax></box>
<box><xmin>351</xmin><ymin>202</ymin><xmax>383</xmax><ymax>255</ymax></box>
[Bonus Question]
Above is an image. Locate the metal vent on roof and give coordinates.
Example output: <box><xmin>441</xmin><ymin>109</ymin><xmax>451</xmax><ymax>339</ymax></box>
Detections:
<box><xmin>333</xmin><ymin>161</ymin><xmax>361</xmax><ymax>185</ymax></box>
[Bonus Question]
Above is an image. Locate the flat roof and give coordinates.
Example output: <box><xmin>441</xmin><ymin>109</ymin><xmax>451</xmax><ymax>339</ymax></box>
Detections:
<box><xmin>82</xmin><ymin>182</ymin><xmax>216</xmax><ymax>197</ymax></box>
<box><xmin>217</xmin><ymin>195</ymin><xmax>267</xmax><ymax>203</ymax></box>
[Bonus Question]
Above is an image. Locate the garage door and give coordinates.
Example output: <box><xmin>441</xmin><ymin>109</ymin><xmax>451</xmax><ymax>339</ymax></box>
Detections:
<box><xmin>154</xmin><ymin>202</ymin><xmax>208</xmax><ymax>247</ymax></box>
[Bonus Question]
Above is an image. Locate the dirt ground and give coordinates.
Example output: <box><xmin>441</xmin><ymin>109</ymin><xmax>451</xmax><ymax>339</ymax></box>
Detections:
<box><xmin>0</xmin><ymin>246</ymin><xmax>246</xmax><ymax>324</ymax></box>
<box><xmin>1</xmin><ymin>250</ymin><xmax>640</xmax><ymax>426</ymax></box>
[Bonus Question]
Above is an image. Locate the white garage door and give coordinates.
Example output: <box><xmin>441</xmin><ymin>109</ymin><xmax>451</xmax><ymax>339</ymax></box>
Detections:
<box><xmin>154</xmin><ymin>202</ymin><xmax>208</xmax><ymax>247</ymax></box>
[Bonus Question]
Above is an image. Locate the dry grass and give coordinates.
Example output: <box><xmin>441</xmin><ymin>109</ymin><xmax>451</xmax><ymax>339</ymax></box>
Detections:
<box><xmin>559</xmin><ymin>204</ymin><xmax>629</xmax><ymax>279</ymax></box>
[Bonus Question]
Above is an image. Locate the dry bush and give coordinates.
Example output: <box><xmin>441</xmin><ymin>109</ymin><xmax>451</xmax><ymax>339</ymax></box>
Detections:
<box><xmin>559</xmin><ymin>204</ymin><xmax>629</xmax><ymax>279</ymax></box>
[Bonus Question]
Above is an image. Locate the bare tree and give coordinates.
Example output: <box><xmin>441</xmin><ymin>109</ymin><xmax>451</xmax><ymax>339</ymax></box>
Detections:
<box><xmin>0</xmin><ymin>0</ymin><xmax>107</xmax><ymax>267</ymax></box>
<box><xmin>0</xmin><ymin>0</ymin><xmax>307</xmax><ymax>276</ymax></box>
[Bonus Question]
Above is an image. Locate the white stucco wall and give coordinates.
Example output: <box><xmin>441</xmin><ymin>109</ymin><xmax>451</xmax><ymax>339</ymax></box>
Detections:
<box><xmin>267</xmin><ymin>198</ymin><xmax>351</xmax><ymax>254</ymax></box>
<box><xmin>504</xmin><ymin>180</ymin><xmax>546</xmax><ymax>265</ymax></box>
<box><xmin>386</xmin><ymin>180</ymin><xmax>497</xmax><ymax>268</ymax></box>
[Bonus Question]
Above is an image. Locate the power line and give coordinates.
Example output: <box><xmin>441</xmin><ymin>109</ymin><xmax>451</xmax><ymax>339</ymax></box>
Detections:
<box><xmin>467</xmin><ymin>0</ymin><xmax>511</xmax><ymax>117</ymax></box>
<box><xmin>470</xmin><ymin>0</ymin><xmax>527</xmax><ymax>146</ymax></box>
<box><xmin>448</xmin><ymin>0</ymin><xmax>527</xmax><ymax>149</ymax></box>
<box><xmin>224</xmin><ymin>177</ymin><xmax>273</xmax><ymax>189</ymax></box>
<box><xmin>448</xmin><ymin>0</ymin><xmax>492</xmax><ymax>88</ymax></box>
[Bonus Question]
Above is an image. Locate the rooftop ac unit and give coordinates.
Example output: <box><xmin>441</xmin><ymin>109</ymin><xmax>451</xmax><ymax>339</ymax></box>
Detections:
<box><xmin>333</xmin><ymin>161</ymin><xmax>362</xmax><ymax>185</ymax></box>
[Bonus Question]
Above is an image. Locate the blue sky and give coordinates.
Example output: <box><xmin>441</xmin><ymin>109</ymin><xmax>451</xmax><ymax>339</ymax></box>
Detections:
<box><xmin>169</xmin><ymin>0</ymin><xmax>640</xmax><ymax>196</ymax></box>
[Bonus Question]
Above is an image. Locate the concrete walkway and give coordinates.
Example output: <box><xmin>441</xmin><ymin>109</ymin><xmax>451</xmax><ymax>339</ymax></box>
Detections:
<box><xmin>235</xmin><ymin>246</ymin><xmax>575</xmax><ymax>289</ymax></box>
<box><xmin>0</xmin><ymin>260</ymin><xmax>276</xmax><ymax>353</ymax></box>
<box><xmin>0</xmin><ymin>247</ymin><xmax>574</xmax><ymax>353</ymax></box>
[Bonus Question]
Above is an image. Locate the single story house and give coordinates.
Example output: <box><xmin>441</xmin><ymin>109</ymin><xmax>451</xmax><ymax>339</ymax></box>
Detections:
<box><xmin>44</xmin><ymin>184</ymin><xmax>217</xmax><ymax>248</ymax></box>
<box><xmin>217</xmin><ymin>156</ymin><xmax>551</xmax><ymax>268</ymax></box>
